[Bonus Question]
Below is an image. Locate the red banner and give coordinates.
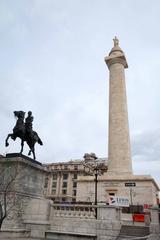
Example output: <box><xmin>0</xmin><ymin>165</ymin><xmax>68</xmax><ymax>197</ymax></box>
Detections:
<box><xmin>133</xmin><ymin>214</ymin><xmax>144</xmax><ymax>222</ymax></box>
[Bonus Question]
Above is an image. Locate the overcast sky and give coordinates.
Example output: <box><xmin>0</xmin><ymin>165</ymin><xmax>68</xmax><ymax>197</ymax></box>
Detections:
<box><xmin>0</xmin><ymin>0</ymin><xmax>160</xmax><ymax>183</ymax></box>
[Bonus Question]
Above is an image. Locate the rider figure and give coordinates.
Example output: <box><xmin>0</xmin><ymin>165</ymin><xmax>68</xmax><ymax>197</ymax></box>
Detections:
<box><xmin>25</xmin><ymin>111</ymin><xmax>34</xmax><ymax>137</ymax></box>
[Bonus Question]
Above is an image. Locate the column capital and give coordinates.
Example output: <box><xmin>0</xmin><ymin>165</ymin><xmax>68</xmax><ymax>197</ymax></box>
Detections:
<box><xmin>105</xmin><ymin>38</ymin><xmax>128</xmax><ymax>69</ymax></box>
<box><xmin>105</xmin><ymin>54</ymin><xmax>128</xmax><ymax>69</ymax></box>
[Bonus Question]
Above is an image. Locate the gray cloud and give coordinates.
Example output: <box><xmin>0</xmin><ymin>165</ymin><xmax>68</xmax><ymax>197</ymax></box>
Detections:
<box><xmin>131</xmin><ymin>130</ymin><xmax>160</xmax><ymax>182</ymax></box>
<box><xmin>131</xmin><ymin>130</ymin><xmax>160</xmax><ymax>162</ymax></box>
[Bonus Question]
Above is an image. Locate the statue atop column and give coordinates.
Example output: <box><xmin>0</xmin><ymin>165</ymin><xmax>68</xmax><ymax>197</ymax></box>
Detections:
<box><xmin>113</xmin><ymin>36</ymin><xmax>119</xmax><ymax>47</ymax></box>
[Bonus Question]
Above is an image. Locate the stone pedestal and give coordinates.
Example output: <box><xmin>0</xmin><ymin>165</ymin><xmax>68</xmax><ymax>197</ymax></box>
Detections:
<box><xmin>0</xmin><ymin>154</ymin><xmax>50</xmax><ymax>238</ymax></box>
<box><xmin>0</xmin><ymin>153</ymin><xmax>45</xmax><ymax>197</ymax></box>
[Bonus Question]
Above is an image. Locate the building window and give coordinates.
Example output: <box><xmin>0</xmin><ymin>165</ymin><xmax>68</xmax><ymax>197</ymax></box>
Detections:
<box><xmin>109</xmin><ymin>193</ymin><xmax>115</xmax><ymax>196</ymax></box>
<box><xmin>73</xmin><ymin>174</ymin><xmax>77</xmax><ymax>179</ymax></box>
<box><xmin>73</xmin><ymin>182</ymin><xmax>77</xmax><ymax>188</ymax></box>
<box><xmin>62</xmin><ymin>189</ymin><xmax>67</xmax><ymax>195</ymax></box>
<box><xmin>52</xmin><ymin>174</ymin><xmax>57</xmax><ymax>180</ymax></box>
<box><xmin>62</xmin><ymin>198</ymin><xmax>66</xmax><ymax>202</ymax></box>
<box><xmin>62</xmin><ymin>182</ymin><xmax>67</xmax><ymax>188</ymax></box>
<box><xmin>64</xmin><ymin>165</ymin><xmax>68</xmax><ymax>170</ymax></box>
<box><xmin>63</xmin><ymin>173</ymin><xmax>68</xmax><ymax>180</ymax></box>
<box><xmin>52</xmin><ymin>182</ymin><xmax>57</xmax><ymax>188</ymax></box>
<box><xmin>74</xmin><ymin>165</ymin><xmax>78</xmax><ymax>170</ymax></box>
<box><xmin>73</xmin><ymin>190</ymin><xmax>76</xmax><ymax>196</ymax></box>
<box><xmin>51</xmin><ymin>189</ymin><xmax>56</xmax><ymax>194</ymax></box>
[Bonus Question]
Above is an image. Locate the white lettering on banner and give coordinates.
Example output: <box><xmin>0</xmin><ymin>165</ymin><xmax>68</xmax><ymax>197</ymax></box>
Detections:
<box><xmin>109</xmin><ymin>196</ymin><xmax>129</xmax><ymax>207</ymax></box>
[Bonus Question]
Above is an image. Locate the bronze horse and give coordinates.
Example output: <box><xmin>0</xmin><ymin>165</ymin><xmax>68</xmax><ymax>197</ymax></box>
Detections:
<box><xmin>5</xmin><ymin>111</ymin><xmax>43</xmax><ymax>160</ymax></box>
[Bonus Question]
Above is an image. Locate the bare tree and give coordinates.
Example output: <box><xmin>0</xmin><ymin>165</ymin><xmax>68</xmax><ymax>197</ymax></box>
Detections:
<box><xmin>0</xmin><ymin>164</ymin><xmax>25</xmax><ymax>230</ymax></box>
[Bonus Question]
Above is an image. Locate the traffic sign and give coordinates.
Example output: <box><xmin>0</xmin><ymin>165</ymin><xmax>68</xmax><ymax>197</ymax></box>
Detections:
<box><xmin>125</xmin><ymin>182</ymin><xmax>136</xmax><ymax>187</ymax></box>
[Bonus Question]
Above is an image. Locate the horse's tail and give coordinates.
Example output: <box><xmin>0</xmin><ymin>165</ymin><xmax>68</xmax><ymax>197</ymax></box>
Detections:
<box><xmin>32</xmin><ymin>131</ymin><xmax>43</xmax><ymax>145</ymax></box>
<box><xmin>38</xmin><ymin>137</ymin><xmax>43</xmax><ymax>145</ymax></box>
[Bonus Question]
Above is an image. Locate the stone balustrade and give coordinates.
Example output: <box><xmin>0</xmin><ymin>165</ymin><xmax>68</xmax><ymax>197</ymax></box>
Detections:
<box><xmin>51</xmin><ymin>203</ymin><xmax>96</xmax><ymax>219</ymax></box>
<box><xmin>48</xmin><ymin>204</ymin><xmax>122</xmax><ymax>239</ymax></box>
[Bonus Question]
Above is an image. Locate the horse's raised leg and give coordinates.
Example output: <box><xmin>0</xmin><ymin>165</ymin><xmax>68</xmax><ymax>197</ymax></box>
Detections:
<box><xmin>32</xmin><ymin>148</ymin><xmax>36</xmax><ymax>160</ymax></box>
<box><xmin>28</xmin><ymin>150</ymin><xmax>31</xmax><ymax>156</ymax></box>
<box><xmin>20</xmin><ymin>140</ymin><xmax>24</xmax><ymax>154</ymax></box>
<box><xmin>5</xmin><ymin>134</ymin><xmax>13</xmax><ymax>147</ymax></box>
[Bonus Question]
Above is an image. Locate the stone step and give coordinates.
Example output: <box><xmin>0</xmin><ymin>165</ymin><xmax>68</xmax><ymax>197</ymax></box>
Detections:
<box><xmin>120</xmin><ymin>225</ymin><xmax>149</xmax><ymax>237</ymax></box>
<box><xmin>0</xmin><ymin>229</ymin><xmax>30</xmax><ymax>239</ymax></box>
<box><xmin>45</xmin><ymin>230</ymin><xmax>96</xmax><ymax>240</ymax></box>
<box><xmin>116</xmin><ymin>235</ymin><xmax>148</xmax><ymax>240</ymax></box>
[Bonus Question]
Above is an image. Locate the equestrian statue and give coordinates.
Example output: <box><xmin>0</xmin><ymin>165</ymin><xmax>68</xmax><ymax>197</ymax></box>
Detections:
<box><xmin>5</xmin><ymin>111</ymin><xmax>43</xmax><ymax>160</ymax></box>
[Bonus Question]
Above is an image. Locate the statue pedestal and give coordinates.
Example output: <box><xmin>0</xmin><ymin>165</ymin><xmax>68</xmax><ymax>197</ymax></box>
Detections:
<box><xmin>6</xmin><ymin>153</ymin><xmax>42</xmax><ymax>165</ymax></box>
<box><xmin>0</xmin><ymin>154</ymin><xmax>50</xmax><ymax>238</ymax></box>
<box><xmin>3</xmin><ymin>153</ymin><xmax>44</xmax><ymax>197</ymax></box>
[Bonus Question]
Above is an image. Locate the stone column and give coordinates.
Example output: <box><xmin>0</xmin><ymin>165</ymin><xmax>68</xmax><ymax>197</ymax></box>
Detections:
<box><xmin>105</xmin><ymin>37</ymin><xmax>132</xmax><ymax>177</ymax></box>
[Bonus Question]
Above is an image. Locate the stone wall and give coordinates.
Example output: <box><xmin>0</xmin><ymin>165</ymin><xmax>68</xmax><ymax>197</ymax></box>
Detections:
<box><xmin>46</xmin><ymin>204</ymin><xmax>121</xmax><ymax>240</ymax></box>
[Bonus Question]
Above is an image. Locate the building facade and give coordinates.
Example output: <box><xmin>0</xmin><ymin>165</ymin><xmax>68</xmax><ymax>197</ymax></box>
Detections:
<box><xmin>43</xmin><ymin>157</ymin><xmax>107</xmax><ymax>203</ymax></box>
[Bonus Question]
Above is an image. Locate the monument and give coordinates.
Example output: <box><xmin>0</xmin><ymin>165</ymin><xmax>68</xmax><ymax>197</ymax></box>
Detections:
<box><xmin>5</xmin><ymin>111</ymin><xmax>43</xmax><ymax>160</ymax></box>
<box><xmin>77</xmin><ymin>38</ymin><xmax>159</xmax><ymax>213</ymax></box>
<box><xmin>105</xmin><ymin>37</ymin><xmax>132</xmax><ymax>177</ymax></box>
<box><xmin>0</xmin><ymin>111</ymin><xmax>50</xmax><ymax>239</ymax></box>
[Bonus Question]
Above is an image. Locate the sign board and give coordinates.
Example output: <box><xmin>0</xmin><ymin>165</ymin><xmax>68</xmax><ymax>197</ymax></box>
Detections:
<box><xmin>125</xmin><ymin>182</ymin><xmax>136</xmax><ymax>187</ymax></box>
<box><xmin>133</xmin><ymin>214</ymin><xmax>144</xmax><ymax>222</ymax></box>
<box><xmin>143</xmin><ymin>204</ymin><xmax>150</xmax><ymax>212</ymax></box>
<box><xmin>109</xmin><ymin>196</ymin><xmax>129</xmax><ymax>207</ymax></box>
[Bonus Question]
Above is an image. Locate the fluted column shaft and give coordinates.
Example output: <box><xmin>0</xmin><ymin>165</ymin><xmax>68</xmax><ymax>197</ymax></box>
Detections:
<box><xmin>107</xmin><ymin>61</ymin><xmax>132</xmax><ymax>176</ymax></box>
<box><xmin>105</xmin><ymin>38</ymin><xmax>132</xmax><ymax>177</ymax></box>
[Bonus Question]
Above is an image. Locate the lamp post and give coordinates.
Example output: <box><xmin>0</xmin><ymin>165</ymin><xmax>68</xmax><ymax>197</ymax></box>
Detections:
<box><xmin>83</xmin><ymin>153</ymin><xmax>107</xmax><ymax>219</ymax></box>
